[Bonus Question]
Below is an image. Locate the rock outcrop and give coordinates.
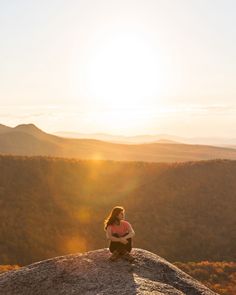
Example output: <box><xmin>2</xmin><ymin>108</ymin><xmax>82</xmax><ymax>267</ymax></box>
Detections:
<box><xmin>0</xmin><ymin>248</ymin><xmax>218</xmax><ymax>294</ymax></box>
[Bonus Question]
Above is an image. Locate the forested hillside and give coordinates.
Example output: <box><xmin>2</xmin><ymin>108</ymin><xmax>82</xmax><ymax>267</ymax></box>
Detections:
<box><xmin>175</xmin><ymin>261</ymin><xmax>236</xmax><ymax>295</ymax></box>
<box><xmin>0</xmin><ymin>155</ymin><xmax>235</xmax><ymax>265</ymax></box>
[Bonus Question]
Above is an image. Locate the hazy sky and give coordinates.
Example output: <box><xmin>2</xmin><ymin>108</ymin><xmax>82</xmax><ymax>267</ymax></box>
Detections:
<box><xmin>0</xmin><ymin>0</ymin><xmax>236</xmax><ymax>136</ymax></box>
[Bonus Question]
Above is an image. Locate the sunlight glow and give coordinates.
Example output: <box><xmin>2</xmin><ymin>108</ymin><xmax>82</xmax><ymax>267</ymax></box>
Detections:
<box><xmin>85</xmin><ymin>32</ymin><xmax>164</xmax><ymax>107</ymax></box>
<box><xmin>1</xmin><ymin>1</ymin><xmax>236</xmax><ymax>137</ymax></box>
<box><xmin>62</xmin><ymin>234</ymin><xmax>87</xmax><ymax>253</ymax></box>
<box><xmin>85</xmin><ymin>108</ymin><xmax>156</xmax><ymax>134</ymax></box>
<box><xmin>71</xmin><ymin>206</ymin><xmax>92</xmax><ymax>224</ymax></box>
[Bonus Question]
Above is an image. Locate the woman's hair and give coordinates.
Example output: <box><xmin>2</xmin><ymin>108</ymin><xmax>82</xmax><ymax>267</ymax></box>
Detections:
<box><xmin>104</xmin><ymin>206</ymin><xmax>124</xmax><ymax>230</ymax></box>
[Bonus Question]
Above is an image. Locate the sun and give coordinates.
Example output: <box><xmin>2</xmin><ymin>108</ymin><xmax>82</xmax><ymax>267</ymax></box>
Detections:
<box><xmin>86</xmin><ymin>31</ymin><xmax>164</xmax><ymax>108</ymax></box>
<box><xmin>70</xmin><ymin>30</ymin><xmax>167</xmax><ymax>134</ymax></box>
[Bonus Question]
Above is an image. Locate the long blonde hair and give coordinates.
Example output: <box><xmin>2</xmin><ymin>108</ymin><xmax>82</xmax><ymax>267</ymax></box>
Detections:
<box><xmin>104</xmin><ymin>206</ymin><xmax>124</xmax><ymax>230</ymax></box>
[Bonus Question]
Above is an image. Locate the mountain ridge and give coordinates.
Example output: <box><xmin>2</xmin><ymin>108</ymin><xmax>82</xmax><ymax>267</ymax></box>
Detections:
<box><xmin>1</xmin><ymin>123</ymin><xmax>236</xmax><ymax>162</ymax></box>
<box><xmin>54</xmin><ymin>130</ymin><xmax>236</xmax><ymax>146</ymax></box>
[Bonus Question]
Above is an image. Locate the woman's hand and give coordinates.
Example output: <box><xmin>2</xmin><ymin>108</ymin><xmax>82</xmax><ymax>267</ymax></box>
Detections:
<box><xmin>119</xmin><ymin>237</ymin><xmax>128</xmax><ymax>244</ymax></box>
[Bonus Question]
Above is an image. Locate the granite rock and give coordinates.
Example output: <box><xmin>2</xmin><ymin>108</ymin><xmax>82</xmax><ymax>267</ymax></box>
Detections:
<box><xmin>0</xmin><ymin>248</ymin><xmax>218</xmax><ymax>295</ymax></box>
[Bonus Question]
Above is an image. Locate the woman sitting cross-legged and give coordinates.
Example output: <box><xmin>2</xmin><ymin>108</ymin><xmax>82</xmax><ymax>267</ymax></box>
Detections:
<box><xmin>104</xmin><ymin>206</ymin><xmax>135</xmax><ymax>262</ymax></box>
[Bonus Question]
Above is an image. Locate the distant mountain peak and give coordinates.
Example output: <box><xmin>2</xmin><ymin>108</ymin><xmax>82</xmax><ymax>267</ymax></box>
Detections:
<box><xmin>14</xmin><ymin>123</ymin><xmax>45</xmax><ymax>134</ymax></box>
<box><xmin>0</xmin><ymin>124</ymin><xmax>12</xmax><ymax>134</ymax></box>
<box><xmin>0</xmin><ymin>123</ymin><xmax>8</xmax><ymax>128</ymax></box>
<box><xmin>14</xmin><ymin>123</ymin><xmax>41</xmax><ymax>130</ymax></box>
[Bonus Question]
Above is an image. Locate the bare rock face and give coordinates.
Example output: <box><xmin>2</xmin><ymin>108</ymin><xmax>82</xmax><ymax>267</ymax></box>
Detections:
<box><xmin>0</xmin><ymin>248</ymin><xmax>217</xmax><ymax>295</ymax></box>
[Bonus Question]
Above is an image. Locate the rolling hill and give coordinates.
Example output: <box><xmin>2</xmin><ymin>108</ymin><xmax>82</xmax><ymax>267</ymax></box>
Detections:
<box><xmin>55</xmin><ymin>131</ymin><xmax>236</xmax><ymax>147</ymax></box>
<box><xmin>1</xmin><ymin>123</ymin><xmax>236</xmax><ymax>162</ymax></box>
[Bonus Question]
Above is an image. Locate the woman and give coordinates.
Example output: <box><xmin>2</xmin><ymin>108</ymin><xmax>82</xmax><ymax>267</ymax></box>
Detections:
<box><xmin>104</xmin><ymin>206</ymin><xmax>135</xmax><ymax>262</ymax></box>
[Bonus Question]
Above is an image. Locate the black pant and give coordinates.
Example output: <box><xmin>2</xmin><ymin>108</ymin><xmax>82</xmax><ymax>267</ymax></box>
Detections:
<box><xmin>109</xmin><ymin>233</ymin><xmax>132</xmax><ymax>253</ymax></box>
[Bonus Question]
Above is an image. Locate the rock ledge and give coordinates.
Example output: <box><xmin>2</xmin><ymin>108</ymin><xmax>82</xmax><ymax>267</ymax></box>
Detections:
<box><xmin>0</xmin><ymin>248</ymin><xmax>217</xmax><ymax>294</ymax></box>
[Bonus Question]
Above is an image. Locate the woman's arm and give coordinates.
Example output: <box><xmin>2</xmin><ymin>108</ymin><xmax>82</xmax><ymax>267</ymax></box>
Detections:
<box><xmin>123</xmin><ymin>223</ymin><xmax>135</xmax><ymax>239</ymax></box>
<box><xmin>106</xmin><ymin>226</ymin><xmax>121</xmax><ymax>242</ymax></box>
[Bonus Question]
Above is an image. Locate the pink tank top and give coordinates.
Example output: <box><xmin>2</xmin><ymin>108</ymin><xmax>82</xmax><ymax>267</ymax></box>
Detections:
<box><xmin>108</xmin><ymin>220</ymin><xmax>130</xmax><ymax>237</ymax></box>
